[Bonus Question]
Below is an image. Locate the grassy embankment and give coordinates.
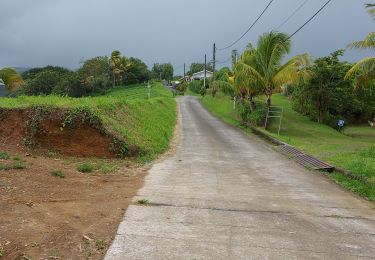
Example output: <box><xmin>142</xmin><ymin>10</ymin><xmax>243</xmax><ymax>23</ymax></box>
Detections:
<box><xmin>201</xmin><ymin>92</ymin><xmax>375</xmax><ymax>201</ymax></box>
<box><xmin>0</xmin><ymin>83</ymin><xmax>177</xmax><ymax>161</ymax></box>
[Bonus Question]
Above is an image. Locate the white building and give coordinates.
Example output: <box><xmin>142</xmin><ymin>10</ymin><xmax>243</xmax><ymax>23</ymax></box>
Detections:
<box><xmin>190</xmin><ymin>70</ymin><xmax>213</xmax><ymax>81</ymax></box>
<box><xmin>0</xmin><ymin>79</ymin><xmax>7</xmax><ymax>97</ymax></box>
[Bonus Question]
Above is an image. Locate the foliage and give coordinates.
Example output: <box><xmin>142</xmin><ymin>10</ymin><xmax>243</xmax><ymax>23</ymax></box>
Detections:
<box><xmin>188</xmin><ymin>62</ymin><xmax>213</xmax><ymax>76</ymax></box>
<box><xmin>0</xmin><ymin>151</ymin><xmax>10</xmax><ymax>160</ymax></box>
<box><xmin>77</xmin><ymin>163</ymin><xmax>94</xmax><ymax>173</ymax></box>
<box><xmin>0</xmin><ymin>67</ymin><xmax>24</xmax><ymax>91</ymax></box>
<box><xmin>189</xmin><ymin>80</ymin><xmax>206</xmax><ymax>95</ymax></box>
<box><xmin>123</xmin><ymin>57</ymin><xmax>150</xmax><ymax>85</ymax></box>
<box><xmin>176</xmin><ymin>81</ymin><xmax>188</xmax><ymax>93</ymax></box>
<box><xmin>51</xmin><ymin>170</ymin><xmax>65</xmax><ymax>178</ymax></box>
<box><xmin>78</xmin><ymin>56</ymin><xmax>111</xmax><ymax>94</ymax></box>
<box><xmin>22</xmin><ymin>66</ymin><xmax>71</xmax><ymax>81</ymax></box>
<box><xmin>23</xmin><ymin>69</ymin><xmax>74</xmax><ymax>96</ymax></box>
<box><xmin>235</xmin><ymin>31</ymin><xmax>310</xmax><ymax>109</ymax></box>
<box><xmin>345</xmin><ymin>4</ymin><xmax>375</xmax><ymax>89</ymax></box>
<box><xmin>151</xmin><ymin>63</ymin><xmax>173</xmax><ymax>81</ymax></box>
<box><xmin>293</xmin><ymin>50</ymin><xmax>375</xmax><ymax>126</ymax></box>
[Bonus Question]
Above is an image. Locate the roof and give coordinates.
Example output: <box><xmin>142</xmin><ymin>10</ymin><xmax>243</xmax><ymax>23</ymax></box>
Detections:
<box><xmin>192</xmin><ymin>70</ymin><xmax>213</xmax><ymax>76</ymax></box>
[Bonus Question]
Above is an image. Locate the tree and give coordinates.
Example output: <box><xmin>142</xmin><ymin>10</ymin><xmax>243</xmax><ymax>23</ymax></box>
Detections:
<box><xmin>0</xmin><ymin>68</ymin><xmax>24</xmax><ymax>91</ymax></box>
<box><xmin>236</xmin><ymin>31</ymin><xmax>310</xmax><ymax>109</ymax></box>
<box><xmin>231</xmin><ymin>49</ymin><xmax>238</xmax><ymax>67</ymax></box>
<box><xmin>293</xmin><ymin>50</ymin><xmax>375</xmax><ymax>127</ymax></box>
<box><xmin>151</xmin><ymin>63</ymin><xmax>173</xmax><ymax>81</ymax></box>
<box><xmin>345</xmin><ymin>4</ymin><xmax>375</xmax><ymax>89</ymax></box>
<box><xmin>188</xmin><ymin>62</ymin><xmax>213</xmax><ymax>75</ymax></box>
<box><xmin>123</xmin><ymin>57</ymin><xmax>150</xmax><ymax>85</ymax></box>
<box><xmin>78</xmin><ymin>56</ymin><xmax>111</xmax><ymax>93</ymax></box>
<box><xmin>110</xmin><ymin>50</ymin><xmax>132</xmax><ymax>86</ymax></box>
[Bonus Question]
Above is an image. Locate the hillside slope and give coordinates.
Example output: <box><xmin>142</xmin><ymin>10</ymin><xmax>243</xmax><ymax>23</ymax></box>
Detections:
<box><xmin>0</xmin><ymin>83</ymin><xmax>177</xmax><ymax>160</ymax></box>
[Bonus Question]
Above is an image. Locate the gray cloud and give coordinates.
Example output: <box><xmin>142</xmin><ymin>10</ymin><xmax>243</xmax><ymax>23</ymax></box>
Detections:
<box><xmin>0</xmin><ymin>0</ymin><xmax>373</xmax><ymax>75</ymax></box>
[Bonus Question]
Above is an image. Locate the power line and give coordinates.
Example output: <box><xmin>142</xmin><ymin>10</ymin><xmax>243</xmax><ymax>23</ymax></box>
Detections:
<box><xmin>217</xmin><ymin>0</ymin><xmax>275</xmax><ymax>51</ymax></box>
<box><xmin>276</xmin><ymin>0</ymin><xmax>310</xmax><ymax>30</ymax></box>
<box><xmin>287</xmin><ymin>0</ymin><xmax>333</xmax><ymax>40</ymax></box>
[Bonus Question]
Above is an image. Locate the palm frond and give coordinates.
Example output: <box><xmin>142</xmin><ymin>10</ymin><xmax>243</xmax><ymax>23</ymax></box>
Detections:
<box><xmin>348</xmin><ymin>32</ymin><xmax>375</xmax><ymax>50</ymax></box>
<box><xmin>366</xmin><ymin>3</ymin><xmax>375</xmax><ymax>19</ymax></box>
<box><xmin>272</xmin><ymin>53</ymin><xmax>311</xmax><ymax>87</ymax></box>
<box><xmin>345</xmin><ymin>57</ymin><xmax>375</xmax><ymax>88</ymax></box>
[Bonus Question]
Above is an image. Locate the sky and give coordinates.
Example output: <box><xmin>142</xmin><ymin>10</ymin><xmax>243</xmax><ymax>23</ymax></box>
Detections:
<box><xmin>0</xmin><ymin>0</ymin><xmax>373</xmax><ymax>75</ymax></box>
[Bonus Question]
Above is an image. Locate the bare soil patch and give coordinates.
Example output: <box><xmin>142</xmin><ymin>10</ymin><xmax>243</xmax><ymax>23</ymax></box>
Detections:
<box><xmin>0</xmin><ymin>147</ymin><xmax>148</xmax><ymax>259</ymax></box>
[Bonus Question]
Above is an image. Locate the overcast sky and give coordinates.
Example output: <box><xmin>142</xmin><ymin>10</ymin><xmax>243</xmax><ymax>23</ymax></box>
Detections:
<box><xmin>0</xmin><ymin>0</ymin><xmax>373</xmax><ymax>74</ymax></box>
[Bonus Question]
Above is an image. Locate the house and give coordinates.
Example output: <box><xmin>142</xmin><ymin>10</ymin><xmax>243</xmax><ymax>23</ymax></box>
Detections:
<box><xmin>0</xmin><ymin>79</ymin><xmax>7</xmax><ymax>97</ymax></box>
<box><xmin>190</xmin><ymin>70</ymin><xmax>213</xmax><ymax>81</ymax></box>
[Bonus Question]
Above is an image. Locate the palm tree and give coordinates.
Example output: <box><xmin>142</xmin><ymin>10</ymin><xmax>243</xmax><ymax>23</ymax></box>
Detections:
<box><xmin>235</xmin><ymin>31</ymin><xmax>310</xmax><ymax>108</ymax></box>
<box><xmin>0</xmin><ymin>68</ymin><xmax>24</xmax><ymax>91</ymax></box>
<box><xmin>345</xmin><ymin>4</ymin><xmax>375</xmax><ymax>89</ymax></box>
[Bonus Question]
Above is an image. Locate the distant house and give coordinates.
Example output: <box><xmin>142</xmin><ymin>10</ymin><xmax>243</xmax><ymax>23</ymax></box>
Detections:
<box><xmin>0</xmin><ymin>79</ymin><xmax>7</xmax><ymax>97</ymax></box>
<box><xmin>190</xmin><ymin>70</ymin><xmax>213</xmax><ymax>81</ymax></box>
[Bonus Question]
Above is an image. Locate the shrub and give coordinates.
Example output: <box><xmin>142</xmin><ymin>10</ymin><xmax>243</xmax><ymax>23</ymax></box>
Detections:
<box><xmin>77</xmin><ymin>163</ymin><xmax>94</xmax><ymax>173</ymax></box>
<box><xmin>189</xmin><ymin>80</ymin><xmax>206</xmax><ymax>95</ymax></box>
<box><xmin>0</xmin><ymin>151</ymin><xmax>10</xmax><ymax>160</ymax></box>
<box><xmin>51</xmin><ymin>170</ymin><xmax>65</xmax><ymax>178</ymax></box>
<box><xmin>176</xmin><ymin>81</ymin><xmax>188</xmax><ymax>93</ymax></box>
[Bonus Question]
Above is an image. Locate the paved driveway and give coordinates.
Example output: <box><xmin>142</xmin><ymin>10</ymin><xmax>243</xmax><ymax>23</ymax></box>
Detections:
<box><xmin>106</xmin><ymin>96</ymin><xmax>375</xmax><ymax>260</ymax></box>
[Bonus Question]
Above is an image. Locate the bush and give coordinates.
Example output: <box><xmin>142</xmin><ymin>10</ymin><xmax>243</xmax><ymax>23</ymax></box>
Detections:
<box><xmin>176</xmin><ymin>81</ymin><xmax>188</xmax><ymax>93</ymax></box>
<box><xmin>248</xmin><ymin>104</ymin><xmax>266</xmax><ymax>126</ymax></box>
<box><xmin>189</xmin><ymin>80</ymin><xmax>205</xmax><ymax>95</ymax></box>
<box><xmin>77</xmin><ymin>163</ymin><xmax>94</xmax><ymax>173</ymax></box>
<box><xmin>0</xmin><ymin>151</ymin><xmax>10</xmax><ymax>160</ymax></box>
<box><xmin>51</xmin><ymin>170</ymin><xmax>65</xmax><ymax>178</ymax></box>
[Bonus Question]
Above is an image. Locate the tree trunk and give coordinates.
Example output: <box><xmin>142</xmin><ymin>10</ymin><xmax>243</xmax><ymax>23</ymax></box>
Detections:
<box><xmin>264</xmin><ymin>88</ymin><xmax>272</xmax><ymax>129</ymax></box>
<box><xmin>248</xmin><ymin>95</ymin><xmax>255</xmax><ymax>112</ymax></box>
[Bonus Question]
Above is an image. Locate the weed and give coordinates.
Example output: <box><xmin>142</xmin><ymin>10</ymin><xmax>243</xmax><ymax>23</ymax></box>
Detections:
<box><xmin>77</xmin><ymin>163</ymin><xmax>94</xmax><ymax>173</ymax></box>
<box><xmin>137</xmin><ymin>199</ymin><xmax>149</xmax><ymax>205</ymax></box>
<box><xmin>0</xmin><ymin>161</ymin><xmax>26</xmax><ymax>171</ymax></box>
<box><xmin>0</xmin><ymin>245</ymin><xmax>3</xmax><ymax>257</ymax></box>
<box><xmin>48</xmin><ymin>249</ymin><xmax>60</xmax><ymax>258</ymax></box>
<box><xmin>95</xmin><ymin>239</ymin><xmax>107</xmax><ymax>250</ymax></box>
<box><xmin>51</xmin><ymin>170</ymin><xmax>65</xmax><ymax>178</ymax></box>
<box><xmin>12</xmin><ymin>161</ymin><xmax>26</xmax><ymax>169</ymax></box>
<box><xmin>0</xmin><ymin>151</ymin><xmax>9</xmax><ymax>160</ymax></box>
<box><xmin>13</xmin><ymin>155</ymin><xmax>21</xmax><ymax>161</ymax></box>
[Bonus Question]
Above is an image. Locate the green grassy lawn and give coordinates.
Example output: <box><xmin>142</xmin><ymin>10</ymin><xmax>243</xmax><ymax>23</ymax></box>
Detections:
<box><xmin>0</xmin><ymin>83</ymin><xmax>177</xmax><ymax>160</ymax></box>
<box><xmin>201</xmin><ymin>92</ymin><xmax>375</xmax><ymax>201</ymax></box>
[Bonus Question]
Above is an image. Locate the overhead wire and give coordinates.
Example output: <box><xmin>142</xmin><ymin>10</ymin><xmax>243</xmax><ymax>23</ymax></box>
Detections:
<box><xmin>287</xmin><ymin>0</ymin><xmax>333</xmax><ymax>40</ymax></box>
<box><xmin>216</xmin><ymin>0</ymin><xmax>275</xmax><ymax>51</ymax></box>
<box><xmin>276</xmin><ymin>0</ymin><xmax>310</xmax><ymax>30</ymax></box>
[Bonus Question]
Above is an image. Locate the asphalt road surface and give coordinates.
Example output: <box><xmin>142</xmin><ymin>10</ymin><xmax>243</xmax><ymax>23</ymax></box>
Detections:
<box><xmin>106</xmin><ymin>96</ymin><xmax>375</xmax><ymax>260</ymax></box>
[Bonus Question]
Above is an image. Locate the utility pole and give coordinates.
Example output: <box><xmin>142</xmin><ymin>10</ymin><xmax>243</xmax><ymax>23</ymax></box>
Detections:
<box><xmin>212</xmin><ymin>43</ymin><xmax>216</xmax><ymax>97</ymax></box>
<box><xmin>204</xmin><ymin>54</ymin><xmax>207</xmax><ymax>88</ymax></box>
<box><xmin>184</xmin><ymin>63</ymin><xmax>186</xmax><ymax>79</ymax></box>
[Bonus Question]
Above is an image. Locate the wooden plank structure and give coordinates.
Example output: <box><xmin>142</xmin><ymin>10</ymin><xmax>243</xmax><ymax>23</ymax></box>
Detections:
<box><xmin>279</xmin><ymin>145</ymin><xmax>334</xmax><ymax>172</ymax></box>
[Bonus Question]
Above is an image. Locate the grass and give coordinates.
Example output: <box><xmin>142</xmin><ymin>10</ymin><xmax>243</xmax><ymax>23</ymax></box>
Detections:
<box><xmin>201</xmin><ymin>92</ymin><xmax>375</xmax><ymax>201</ymax></box>
<box><xmin>0</xmin><ymin>83</ymin><xmax>177</xmax><ymax>161</ymax></box>
<box><xmin>0</xmin><ymin>151</ymin><xmax>10</xmax><ymax>160</ymax></box>
<box><xmin>137</xmin><ymin>199</ymin><xmax>149</xmax><ymax>205</ymax></box>
<box><xmin>77</xmin><ymin>163</ymin><xmax>94</xmax><ymax>173</ymax></box>
<box><xmin>50</xmin><ymin>170</ymin><xmax>65</xmax><ymax>178</ymax></box>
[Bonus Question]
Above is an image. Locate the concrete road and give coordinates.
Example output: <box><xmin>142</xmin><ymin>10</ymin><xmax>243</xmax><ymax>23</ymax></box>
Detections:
<box><xmin>106</xmin><ymin>96</ymin><xmax>375</xmax><ymax>260</ymax></box>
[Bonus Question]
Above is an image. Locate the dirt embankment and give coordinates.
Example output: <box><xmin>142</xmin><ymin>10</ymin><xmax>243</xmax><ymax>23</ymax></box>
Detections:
<box><xmin>0</xmin><ymin>107</ymin><xmax>134</xmax><ymax>158</ymax></box>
